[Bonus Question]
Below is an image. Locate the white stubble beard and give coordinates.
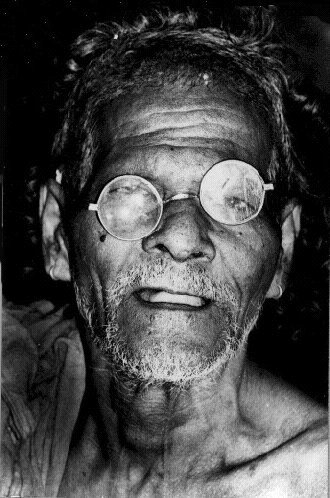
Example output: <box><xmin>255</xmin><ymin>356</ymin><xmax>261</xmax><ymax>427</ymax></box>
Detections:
<box><xmin>74</xmin><ymin>258</ymin><xmax>261</xmax><ymax>388</ymax></box>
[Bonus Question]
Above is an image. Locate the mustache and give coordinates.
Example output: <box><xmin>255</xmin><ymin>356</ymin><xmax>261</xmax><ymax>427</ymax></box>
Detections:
<box><xmin>104</xmin><ymin>257</ymin><xmax>238</xmax><ymax>310</ymax></box>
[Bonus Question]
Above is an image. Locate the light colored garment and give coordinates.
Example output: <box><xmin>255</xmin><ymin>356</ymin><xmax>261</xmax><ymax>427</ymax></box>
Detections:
<box><xmin>1</xmin><ymin>299</ymin><xmax>85</xmax><ymax>497</ymax></box>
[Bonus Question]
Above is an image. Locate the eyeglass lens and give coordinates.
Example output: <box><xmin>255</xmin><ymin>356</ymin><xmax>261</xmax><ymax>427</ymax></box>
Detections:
<box><xmin>95</xmin><ymin>161</ymin><xmax>265</xmax><ymax>240</ymax></box>
<box><xmin>97</xmin><ymin>176</ymin><xmax>162</xmax><ymax>240</ymax></box>
<box><xmin>200</xmin><ymin>160</ymin><xmax>263</xmax><ymax>225</ymax></box>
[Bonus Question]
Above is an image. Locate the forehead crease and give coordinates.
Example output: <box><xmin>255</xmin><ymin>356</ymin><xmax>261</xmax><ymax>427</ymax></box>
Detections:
<box><xmin>96</xmin><ymin>90</ymin><xmax>273</xmax><ymax>178</ymax></box>
<box><xmin>112</xmin><ymin>107</ymin><xmax>253</xmax><ymax>140</ymax></box>
<box><xmin>110</xmin><ymin>137</ymin><xmax>248</xmax><ymax>162</ymax></box>
<box><xmin>105</xmin><ymin>126</ymin><xmax>266</xmax><ymax>170</ymax></box>
<box><xmin>111</xmin><ymin>126</ymin><xmax>253</xmax><ymax>148</ymax></box>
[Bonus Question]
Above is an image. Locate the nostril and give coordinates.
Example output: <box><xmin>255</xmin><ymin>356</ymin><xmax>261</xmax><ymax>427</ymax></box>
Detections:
<box><xmin>154</xmin><ymin>243</ymin><xmax>169</xmax><ymax>253</ymax></box>
<box><xmin>141</xmin><ymin>210</ymin><xmax>216</xmax><ymax>262</ymax></box>
<box><xmin>190</xmin><ymin>251</ymin><xmax>204</xmax><ymax>259</ymax></box>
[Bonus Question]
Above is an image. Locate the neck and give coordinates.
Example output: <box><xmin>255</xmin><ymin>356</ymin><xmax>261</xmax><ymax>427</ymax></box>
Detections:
<box><xmin>88</xmin><ymin>343</ymin><xmax>249</xmax><ymax>463</ymax></box>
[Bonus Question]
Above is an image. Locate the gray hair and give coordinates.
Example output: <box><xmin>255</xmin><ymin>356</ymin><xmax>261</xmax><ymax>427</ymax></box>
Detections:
<box><xmin>52</xmin><ymin>7</ymin><xmax>306</xmax><ymax>217</ymax></box>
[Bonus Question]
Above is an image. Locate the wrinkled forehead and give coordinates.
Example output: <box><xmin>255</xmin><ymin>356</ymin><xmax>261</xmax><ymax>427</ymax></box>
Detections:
<box><xmin>94</xmin><ymin>82</ymin><xmax>273</xmax><ymax>178</ymax></box>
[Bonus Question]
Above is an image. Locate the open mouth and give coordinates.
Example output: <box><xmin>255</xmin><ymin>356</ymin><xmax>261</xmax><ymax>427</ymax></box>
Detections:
<box><xmin>134</xmin><ymin>288</ymin><xmax>210</xmax><ymax>309</ymax></box>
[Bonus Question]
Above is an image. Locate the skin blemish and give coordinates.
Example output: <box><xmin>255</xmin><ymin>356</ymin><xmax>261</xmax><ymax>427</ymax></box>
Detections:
<box><xmin>99</xmin><ymin>234</ymin><xmax>107</xmax><ymax>242</ymax></box>
<box><xmin>203</xmin><ymin>73</ymin><xmax>210</xmax><ymax>86</ymax></box>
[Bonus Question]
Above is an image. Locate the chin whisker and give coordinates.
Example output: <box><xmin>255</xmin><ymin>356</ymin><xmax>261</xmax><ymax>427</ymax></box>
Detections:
<box><xmin>73</xmin><ymin>259</ymin><xmax>261</xmax><ymax>387</ymax></box>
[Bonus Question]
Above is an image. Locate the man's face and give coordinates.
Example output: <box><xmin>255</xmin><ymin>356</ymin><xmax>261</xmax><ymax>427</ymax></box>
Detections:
<box><xmin>69</xmin><ymin>83</ymin><xmax>281</xmax><ymax>385</ymax></box>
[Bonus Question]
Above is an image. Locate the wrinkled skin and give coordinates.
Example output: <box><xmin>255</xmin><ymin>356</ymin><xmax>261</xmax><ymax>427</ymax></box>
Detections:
<box><xmin>57</xmin><ymin>84</ymin><xmax>327</xmax><ymax>497</ymax></box>
<box><xmin>70</xmin><ymin>85</ymin><xmax>279</xmax><ymax>372</ymax></box>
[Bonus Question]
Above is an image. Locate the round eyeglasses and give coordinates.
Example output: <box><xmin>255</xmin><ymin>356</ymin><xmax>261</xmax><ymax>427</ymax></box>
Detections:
<box><xmin>88</xmin><ymin>159</ymin><xmax>274</xmax><ymax>241</ymax></box>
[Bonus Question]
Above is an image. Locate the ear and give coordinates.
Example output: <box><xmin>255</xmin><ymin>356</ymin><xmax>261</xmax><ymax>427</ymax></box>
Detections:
<box><xmin>39</xmin><ymin>174</ymin><xmax>71</xmax><ymax>282</ymax></box>
<box><xmin>266</xmin><ymin>201</ymin><xmax>301</xmax><ymax>299</ymax></box>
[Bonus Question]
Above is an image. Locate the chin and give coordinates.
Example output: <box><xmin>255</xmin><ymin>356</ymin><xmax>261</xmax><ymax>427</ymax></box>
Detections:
<box><xmin>74</xmin><ymin>274</ymin><xmax>260</xmax><ymax>388</ymax></box>
<box><xmin>133</xmin><ymin>342</ymin><xmax>236</xmax><ymax>387</ymax></box>
<box><xmin>96</xmin><ymin>327</ymin><xmax>245</xmax><ymax>389</ymax></box>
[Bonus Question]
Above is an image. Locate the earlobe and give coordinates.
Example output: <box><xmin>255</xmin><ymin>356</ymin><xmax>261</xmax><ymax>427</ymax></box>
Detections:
<box><xmin>39</xmin><ymin>178</ymin><xmax>71</xmax><ymax>282</ymax></box>
<box><xmin>266</xmin><ymin>202</ymin><xmax>301</xmax><ymax>299</ymax></box>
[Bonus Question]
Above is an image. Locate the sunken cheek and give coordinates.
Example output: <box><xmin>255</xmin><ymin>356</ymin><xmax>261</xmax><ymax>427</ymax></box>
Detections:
<box><xmin>212</xmin><ymin>223</ymin><xmax>279</xmax><ymax>296</ymax></box>
<box><xmin>72</xmin><ymin>215</ymin><xmax>139</xmax><ymax>281</ymax></box>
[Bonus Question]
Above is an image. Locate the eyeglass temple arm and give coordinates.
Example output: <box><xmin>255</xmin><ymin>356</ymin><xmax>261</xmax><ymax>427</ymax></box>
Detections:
<box><xmin>264</xmin><ymin>183</ymin><xmax>274</xmax><ymax>191</ymax></box>
<box><xmin>89</xmin><ymin>203</ymin><xmax>98</xmax><ymax>211</ymax></box>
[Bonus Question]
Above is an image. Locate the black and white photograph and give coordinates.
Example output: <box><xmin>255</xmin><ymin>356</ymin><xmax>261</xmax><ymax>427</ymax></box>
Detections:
<box><xmin>1</xmin><ymin>2</ymin><xmax>329</xmax><ymax>496</ymax></box>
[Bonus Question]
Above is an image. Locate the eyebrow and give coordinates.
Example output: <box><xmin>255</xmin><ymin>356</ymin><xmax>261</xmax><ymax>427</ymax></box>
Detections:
<box><xmin>93</xmin><ymin>142</ymin><xmax>257</xmax><ymax>197</ymax></box>
<box><xmin>96</xmin><ymin>137</ymin><xmax>255</xmax><ymax>180</ymax></box>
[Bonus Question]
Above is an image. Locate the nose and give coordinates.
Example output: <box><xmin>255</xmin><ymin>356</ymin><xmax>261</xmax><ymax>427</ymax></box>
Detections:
<box><xmin>142</xmin><ymin>198</ymin><xmax>216</xmax><ymax>262</ymax></box>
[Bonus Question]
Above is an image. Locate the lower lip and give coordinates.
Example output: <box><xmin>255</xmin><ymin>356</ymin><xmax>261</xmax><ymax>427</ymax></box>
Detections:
<box><xmin>133</xmin><ymin>292</ymin><xmax>211</xmax><ymax>311</ymax></box>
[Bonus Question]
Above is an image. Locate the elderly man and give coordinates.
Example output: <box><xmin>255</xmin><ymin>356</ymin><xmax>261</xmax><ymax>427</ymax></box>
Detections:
<box><xmin>2</xmin><ymin>6</ymin><xmax>327</xmax><ymax>498</ymax></box>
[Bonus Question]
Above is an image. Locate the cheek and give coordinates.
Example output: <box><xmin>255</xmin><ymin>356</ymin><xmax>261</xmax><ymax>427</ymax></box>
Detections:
<box><xmin>212</xmin><ymin>222</ymin><xmax>280</xmax><ymax>300</ymax></box>
<box><xmin>69</xmin><ymin>215</ymin><xmax>141</xmax><ymax>289</ymax></box>
<box><xmin>248</xmin><ymin>233</ymin><xmax>280</xmax><ymax>297</ymax></box>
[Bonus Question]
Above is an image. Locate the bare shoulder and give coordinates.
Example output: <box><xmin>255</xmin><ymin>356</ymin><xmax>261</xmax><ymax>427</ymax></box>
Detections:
<box><xmin>292</xmin><ymin>420</ymin><xmax>328</xmax><ymax>494</ymax></box>
<box><xmin>236</xmin><ymin>362</ymin><xmax>328</xmax><ymax>497</ymax></box>
<box><xmin>244</xmin><ymin>361</ymin><xmax>327</xmax><ymax>427</ymax></box>
<box><xmin>244</xmin><ymin>419</ymin><xmax>328</xmax><ymax>498</ymax></box>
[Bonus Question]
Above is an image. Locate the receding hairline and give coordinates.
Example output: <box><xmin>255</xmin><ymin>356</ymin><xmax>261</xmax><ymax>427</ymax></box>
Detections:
<box><xmin>88</xmin><ymin>62</ymin><xmax>275</xmax><ymax>178</ymax></box>
<box><xmin>91</xmin><ymin>55</ymin><xmax>273</xmax><ymax>122</ymax></box>
<box><xmin>54</xmin><ymin>8</ymin><xmax>297</xmax><ymax>217</ymax></box>
<box><xmin>93</xmin><ymin>74</ymin><xmax>274</xmax><ymax>167</ymax></box>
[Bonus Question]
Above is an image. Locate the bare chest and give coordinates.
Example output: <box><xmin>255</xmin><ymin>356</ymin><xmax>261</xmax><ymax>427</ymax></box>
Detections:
<box><xmin>59</xmin><ymin>447</ymin><xmax>325</xmax><ymax>498</ymax></box>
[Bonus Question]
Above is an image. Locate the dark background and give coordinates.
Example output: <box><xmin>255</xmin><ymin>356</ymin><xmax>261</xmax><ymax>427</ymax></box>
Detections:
<box><xmin>1</xmin><ymin>1</ymin><xmax>329</xmax><ymax>403</ymax></box>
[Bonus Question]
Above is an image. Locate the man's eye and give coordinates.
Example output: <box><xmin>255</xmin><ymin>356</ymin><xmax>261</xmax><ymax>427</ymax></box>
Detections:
<box><xmin>225</xmin><ymin>196</ymin><xmax>250</xmax><ymax>211</ymax></box>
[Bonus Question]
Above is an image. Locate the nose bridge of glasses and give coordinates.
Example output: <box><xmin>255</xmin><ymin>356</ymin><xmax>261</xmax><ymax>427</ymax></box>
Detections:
<box><xmin>160</xmin><ymin>192</ymin><xmax>210</xmax><ymax>233</ymax></box>
<box><xmin>163</xmin><ymin>193</ymin><xmax>198</xmax><ymax>205</ymax></box>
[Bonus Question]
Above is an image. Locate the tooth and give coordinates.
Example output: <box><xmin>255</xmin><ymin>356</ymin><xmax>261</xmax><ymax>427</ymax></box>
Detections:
<box><xmin>139</xmin><ymin>290</ymin><xmax>152</xmax><ymax>302</ymax></box>
<box><xmin>149</xmin><ymin>291</ymin><xmax>203</xmax><ymax>306</ymax></box>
